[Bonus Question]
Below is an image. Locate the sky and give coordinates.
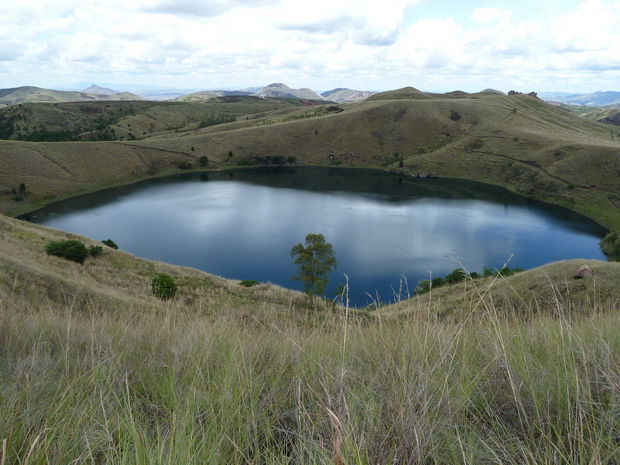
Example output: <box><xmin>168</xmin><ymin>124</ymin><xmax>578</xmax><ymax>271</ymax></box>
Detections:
<box><xmin>1</xmin><ymin>0</ymin><xmax>619</xmax><ymax>94</ymax></box>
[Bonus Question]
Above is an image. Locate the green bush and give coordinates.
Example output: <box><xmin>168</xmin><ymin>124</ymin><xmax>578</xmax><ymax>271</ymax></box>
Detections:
<box><xmin>88</xmin><ymin>245</ymin><xmax>103</xmax><ymax>257</ymax></box>
<box><xmin>102</xmin><ymin>239</ymin><xmax>118</xmax><ymax>249</ymax></box>
<box><xmin>45</xmin><ymin>240</ymin><xmax>89</xmax><ymax>264</ymax></box>
<box><xmin>199</xmin><ymin>156</ymin><xmax>208</xmax><ymax>166</ymax></box>
<box><xmin>445</xmin><ymin>268</ymin><xmax>467</xmax><ymax>284</ymax></box>
<box><xmin>152</xmin><ymin>273</ymin><xmax>178</xmax><ymax>300</ymax></box>
<box><xmin>239</xmin><ymin>280</ymin><xmax>259</xmax><ymax>287</ymax></box>
<box><xmin>415</xmin><ymin>279</ymin><xmax>431</xmax><ymax>295</ymax></box>
<box><xmin>601</xmin><ymin>232</ymin><xmax>620</xmax><ymax>261</ymax></box>
<box><xmin>177</xmin><ymin>161</ymin><xmax>192</xmax><ymax>170</ymax></box>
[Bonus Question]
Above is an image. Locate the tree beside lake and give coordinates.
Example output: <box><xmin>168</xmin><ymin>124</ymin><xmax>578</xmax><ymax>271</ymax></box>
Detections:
<box><xmin>291</xmin><ymin>233</ymin><xmax>337</xmax><ymax>308</ymax></box>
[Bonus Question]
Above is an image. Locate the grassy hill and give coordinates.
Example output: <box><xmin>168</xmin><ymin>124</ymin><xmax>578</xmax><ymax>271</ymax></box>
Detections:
<box><xmin>563</xmin><ymin>105</ymin><xmax>620</xmax><ymax>127</ymax></box>
<box><xmin>254</xmin><ymin>82</ymin><xmax>326</xmax><ymax>100</ymax></box>
<box><xmin>320</xmin><ymin>88</ymin><xmax>376</xmax><ymax>102</ymax></box>
<box><xmin>0</xmin><ymin>96</ymin><xmax>337</xmax><ymax>142</ymax></box>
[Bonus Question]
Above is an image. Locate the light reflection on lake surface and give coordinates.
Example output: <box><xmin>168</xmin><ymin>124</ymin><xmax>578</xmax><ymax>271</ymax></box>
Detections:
<box><xmin>22</xmin><ymin>167</ymin><xmax>608</xmax><ymax>307</ymax></box>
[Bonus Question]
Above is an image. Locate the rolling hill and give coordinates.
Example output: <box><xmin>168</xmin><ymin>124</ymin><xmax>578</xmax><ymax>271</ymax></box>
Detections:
<box><xmin>0</xmin><ymin>85</ymin><xmax>143</xmax><ymax>106</ymax></box>
<box><xmin>543</xmin><ymin>90</ymin><xmax>620</xmax><ymax>107</ymax></box>
<box><xmin>253</xmin><ymin>83</ymin><xmax>326</xmax><ymax>100</ymax></box>
<box><xmin>0</xmin><ymin>96</ymin><xmax>335</xmax><ymax>142</ymax></box>
<box><xmin>320</xmin><ymin>88</ymin><xmax>376</xmax><ymax>102</ymax></box>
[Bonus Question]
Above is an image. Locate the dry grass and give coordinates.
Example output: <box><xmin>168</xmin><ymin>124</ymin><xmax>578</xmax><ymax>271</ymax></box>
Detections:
<box><xmin>379</xmin><ymin>259</ymin><xmax>620</xmax><ymax>323</ymax></box>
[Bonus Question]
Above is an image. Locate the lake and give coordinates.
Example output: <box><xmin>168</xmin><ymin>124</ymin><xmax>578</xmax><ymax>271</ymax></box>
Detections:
<box><xmin>21</xmin><ymin>167</ymin><xmax>608</xmax><ymax>307</ymax></box>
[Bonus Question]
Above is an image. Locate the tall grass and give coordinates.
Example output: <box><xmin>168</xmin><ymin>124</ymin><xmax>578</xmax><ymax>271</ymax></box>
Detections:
<box><xmin>3</xmin><ymin>278</ymin><xmax>620</xmax><ymax>464</ymax></box>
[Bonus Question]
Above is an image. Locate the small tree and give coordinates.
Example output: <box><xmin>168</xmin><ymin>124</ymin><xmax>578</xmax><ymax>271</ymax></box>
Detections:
<box><xmin>152</xmin><ymin>273</ymin><xmax>177</xmax><ymax>300</ymax></box>
<box><xmin>290</xmin><ymin>233</ymin><xmax>337</xmax><ymax>307</ymax></box>
<box><xmin>199</xmin><ymin>155</ymin><xmax>208</xmax><ymax>166</ymax></box>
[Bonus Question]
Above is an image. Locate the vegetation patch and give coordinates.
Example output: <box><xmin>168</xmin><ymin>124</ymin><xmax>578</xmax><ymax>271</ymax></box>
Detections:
<box><xmin>151</xmin><ymin>273</ymin><xmax>178</xmax><ymax>299</ymax></box>
<box><xmin>44</xmin><ymin>239</ymin><xmax>90</xmax><ymax>264</ymax></box>
<box><xmin>416</xmin><ymin>266</ymin><xmax>524</xmax><ymax>295</ymax></box>
<box><xmin>601</xmin><ymin>232</ymin><xmax>620</xmax><ymax>261</ymax></box>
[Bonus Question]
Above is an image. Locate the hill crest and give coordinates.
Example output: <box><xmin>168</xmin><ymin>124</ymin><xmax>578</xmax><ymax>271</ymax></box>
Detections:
<box><xmin>0</xmin><ymin>86</ymin><xmax>144</xmax><ymax>106</ymax></box>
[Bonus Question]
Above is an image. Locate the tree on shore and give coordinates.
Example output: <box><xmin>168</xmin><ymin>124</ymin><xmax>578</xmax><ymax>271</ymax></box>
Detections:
<box><xmin>290</xmin><ymin>233</ymin><xmax>337</xmax><ymax>308</ymax></box>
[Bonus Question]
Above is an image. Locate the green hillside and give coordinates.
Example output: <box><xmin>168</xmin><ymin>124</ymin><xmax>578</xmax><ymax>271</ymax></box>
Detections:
<box><xmin>0</xmin><ymin>96</ymin><xmax>336</xmax><ymax>142</ymax></box>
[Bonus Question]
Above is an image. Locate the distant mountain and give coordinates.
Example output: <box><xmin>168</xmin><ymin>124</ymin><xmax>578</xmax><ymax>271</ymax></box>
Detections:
<box><xmin>238</xmin><ymin>86</ymin><xmax>263</xmax><ymax>94</ymax></box>
<box><xmin>176</xmin><ymin>90</ymin><xmax>253</xmax><ymax>102</ymax></box>
<box><xmin>540</xmin><ymin>91</ymin><xmax>620</xmax><ymax>107</ymax></box>
<box><xmin>320</xmin><ymin>88</ymin><xmax>376</xmax><ymax>103</ymax></box>
<box><xmin>82</xmin><ymin>84</ymin><xmax>117</xmax><ymax>94</ymax></box>
<box><xmin>56</xmin><ymin>83</ymin><xmax>206</xmax><ymax>101</ymax></box>
<box><xmin>0</xmin><ymin>86</ymin><xmax>144</xmax><ymax>105</ymax></box>
<box><xmin>253</xmin><ymin>83</ymin><xmax>325</xmax><ymax>100</ymax></box>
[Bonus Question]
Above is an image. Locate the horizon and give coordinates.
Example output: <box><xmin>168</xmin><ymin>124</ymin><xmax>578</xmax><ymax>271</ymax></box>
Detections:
<box><xmin>1</xmin><ymin>0</ymin><xmax>619</xmax><ymax>94</ymax></box>
<box><xmin>3</xmin><ymin>81</ymin><xmax>617</xmax><ymax>98</ymax></box>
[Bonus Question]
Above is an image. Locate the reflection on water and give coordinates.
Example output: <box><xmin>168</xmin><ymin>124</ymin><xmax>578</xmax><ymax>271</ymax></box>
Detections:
<box><xmin>22</xmin><ymin>167</ymin><xmax>608</xmax><ymax>307</ymax></box>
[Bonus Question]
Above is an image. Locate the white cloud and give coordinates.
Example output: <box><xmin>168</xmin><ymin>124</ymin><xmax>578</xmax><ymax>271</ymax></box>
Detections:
<box><xmin>0</xmin><ymin>0</ymin><xmax>619</xmax><ymax>92</ymax></box>
<box><xmin>471</xmin><ymin>7</ymin><xmax>511</xmax><ymax>22</ymax></box>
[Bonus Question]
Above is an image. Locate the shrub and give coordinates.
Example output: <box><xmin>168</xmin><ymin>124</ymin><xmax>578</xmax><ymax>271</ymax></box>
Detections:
<box><xmin>445</xmin><ymin>268</ymin><xmax>467</xmax><ymax>284</ymax></box>
<box><xmin>601</xmin><ymin>232</ymin><xmax>620</xmax><ymax>261</ymax></box>
<box><xmin>415</xmin><ymin>279</ymin><xmax>431</xmax><ymax>295</ymax></box>
<box><xmin>102</xmin><ymin>239</ymin><xmax>118</xmax><ymax>249</ymax></box>
<box><xmin>178</xmin><ymin>161</ymin><xmax>192</xmax><ymax>170</ymax></box>
<box><xmin>45</xmin><ymin>240</ymin><xmax>89</xmax><ymax>264</ymax></box>
<box><xmin>88</xmin><ymin>245</ymin><xmax>103</xmax><ymax>257</ymax></box>
<box><xmin>152</xmin><ymin>273</ymin><xmax>177</xmax><ymax>300</ymax></box>
<box><xmin>239</xmin><ymin>280</ymin><xmax>259</xmax><ymax>287</ymax></box>
<box><xmin>199</xmin><ymin>155</ymin><xmax>208</xmax><ymax>166</ymax></box>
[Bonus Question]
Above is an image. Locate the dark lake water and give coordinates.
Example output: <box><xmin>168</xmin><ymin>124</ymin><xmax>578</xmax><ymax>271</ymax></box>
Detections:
<box><xmin>22</xmin><ymin>167</ymin><xmax>608</xmax><ymax>307</ymax></box>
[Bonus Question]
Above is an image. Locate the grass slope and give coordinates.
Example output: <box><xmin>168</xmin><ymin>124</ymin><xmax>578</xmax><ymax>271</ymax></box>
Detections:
<box><xmin>379</xmin><ymin>259</ymin><xmax>620</xmax><ymax>321</ymax></box>
<box><xmin>3</xmin><ymin>211</ymin><xmax>620</xmax><ymax>462</ymax></box>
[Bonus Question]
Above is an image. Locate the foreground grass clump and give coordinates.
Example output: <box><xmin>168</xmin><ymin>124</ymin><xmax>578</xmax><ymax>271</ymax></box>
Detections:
<box><xmin>3</xmin><ymin>288</ymin><xmax>620</xmax><ymax>463</ymax></box>
<box><xmin>3</xmin><ymin>214</ymin><xmax>620</xmax><ymax>463</ymax></box>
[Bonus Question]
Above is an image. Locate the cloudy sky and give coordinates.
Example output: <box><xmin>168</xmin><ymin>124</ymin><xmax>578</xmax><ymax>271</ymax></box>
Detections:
<box><xmin>1</xmin><ymin>0</ymin><xmax>619</xmax><ymax>93</ymax></box>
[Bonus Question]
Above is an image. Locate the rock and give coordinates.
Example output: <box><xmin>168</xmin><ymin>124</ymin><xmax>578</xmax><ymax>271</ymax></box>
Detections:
<box><xmin>574</xmin><ymin>264</ymin><xmax>594</xmax><ymax>279</ymax></box>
